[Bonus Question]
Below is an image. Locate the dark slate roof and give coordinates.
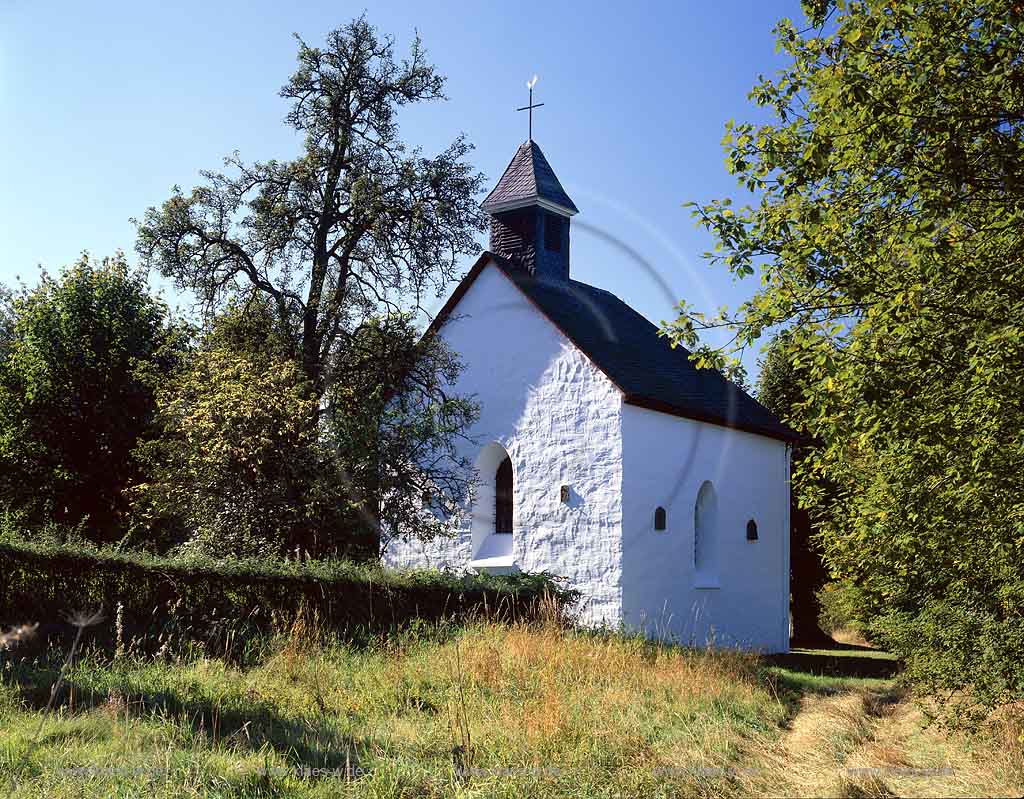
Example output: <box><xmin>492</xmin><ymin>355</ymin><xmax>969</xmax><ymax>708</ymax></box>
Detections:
<box><xmin>481</xmin><ymin>140</ymin><xmax>579</xmax><ymax>215</ymax></box>
<box><xmin>429</xmin><ymin>253</ymin><xmax>797</xmax><ymax>442</ymax></box>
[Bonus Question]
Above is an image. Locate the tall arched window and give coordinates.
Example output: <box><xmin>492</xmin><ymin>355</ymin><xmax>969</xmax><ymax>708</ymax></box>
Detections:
<box><xmin>495</xmin><ymin>455</ymin><xmax>513</xmax><ymax>534</ymax></box>
<box><xmin>694</xmin><ymin>481</ymin><xmax>719</xmax><ymax>584</ymax></box>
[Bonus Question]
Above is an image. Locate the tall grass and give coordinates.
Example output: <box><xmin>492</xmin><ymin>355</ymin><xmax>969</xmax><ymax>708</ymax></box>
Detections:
<box><xmin>0</xmin><ymin>612</ymin><xmax>1020</xmax><ymax>798</ymax></box>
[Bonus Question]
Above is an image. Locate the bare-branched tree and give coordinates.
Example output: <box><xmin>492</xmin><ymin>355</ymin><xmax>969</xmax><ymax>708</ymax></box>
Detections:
<box><xmin>135</xmin><ymin>17</ymin><xmax>487</xmax><ymax>398</ymax></box>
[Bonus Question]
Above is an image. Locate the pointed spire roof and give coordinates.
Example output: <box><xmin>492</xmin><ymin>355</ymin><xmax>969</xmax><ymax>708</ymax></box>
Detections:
<box><xmin>481</xmin><ymin>140</ymin><xmax>579</xmax><ymax>216</ymax></box>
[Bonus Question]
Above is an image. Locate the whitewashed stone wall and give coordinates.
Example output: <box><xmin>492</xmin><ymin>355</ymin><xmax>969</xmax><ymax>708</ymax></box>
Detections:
<box><xmin>382</xmin><ymin>260</ymin><xmax>625</xmax><ymax>627</ymax></box>
<box><xmin>619</xmin><ymin>405</ymin><xmax>790</xmax><ymax>652</ymax></box>
<box><xmin>383</xmin><ymin>257</ymin><xmax>790</xmax><ymax>650</ymax></box>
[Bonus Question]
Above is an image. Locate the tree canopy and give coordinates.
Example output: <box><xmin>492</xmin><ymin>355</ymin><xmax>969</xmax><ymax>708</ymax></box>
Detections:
<box><xmin>0</xmin><ymin>254</ymin><xmax>184</xmax><ymax>537</ymax></box>
<box><xmin>130</xmin><ymin>18</ymin><xmax>486</xmax><ymax>555</ymax></box>
<box><xmin>756</xmin><ymin>332</ymin><xmax>833</xmax><ymax>646</ymax></box>
<box><xmin>130</xmin><ymin>315</ymin><xmax>332</xmax><ymax>559</ymax></box>
<box><xmin>130</xmin><ymin>299</ymin><xmax>477</xmax><ymax>560</ymax></box>
<box><xmin>326</xmin><ymin>315</ymin><xmax>478</xmax><ymax>551</ymax></box>
<box><xmin>667</xmin><ymin>0</ymin><xmax>1024</xmax><ymax>711</ymax></box>
<box><xmin>135</xmin><ymin>17</ymin><xmax>487</xmax><ymax>396</ymax></box>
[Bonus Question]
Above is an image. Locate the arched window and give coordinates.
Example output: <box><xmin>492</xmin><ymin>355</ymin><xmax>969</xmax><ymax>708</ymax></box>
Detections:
<box><xmin>495</xmin><ymin>455</ymin><xmax>513</xmax><ymax>534</ymax></box>
<box><xmin>470</xmin><ymin>442</ymin><xmax>515</xmax><ymax>566</ymax></box>
<box><xmin>746</xmin><ymin>519</ymin><xmax>758</xmax><ymax>541</ymax></box>
<box><xmin>694</xmin><ymin>481</ymin><xmax>718</xmax><ymax>583</ymax></box>
<box><xmin>654</xmin><ymin>507</ymin><xmax>667</xmax><ymax>531</ymax></box>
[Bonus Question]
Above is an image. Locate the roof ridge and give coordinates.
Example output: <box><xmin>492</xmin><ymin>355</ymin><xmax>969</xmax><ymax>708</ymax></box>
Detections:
<box><xmin>568</xmin><ymin>278</ymin><xmax>615</xmax><ymax>295</ymax></box>
<box><xmin>428</xmin><ymin>252</ymin><xmax>797</xmax><ymax>442</ymax></box>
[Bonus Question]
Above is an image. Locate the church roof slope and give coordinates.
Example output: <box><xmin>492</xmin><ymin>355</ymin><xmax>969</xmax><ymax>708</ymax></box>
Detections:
<box><xmin>481</xmin><ymin>140</ymin><xmax>579</xmax><ymax>215</ymax></box>
<box><xmin>431</xmin><ymin>253</ymin><xmax>797</xmax><ymax>443</ymax></box>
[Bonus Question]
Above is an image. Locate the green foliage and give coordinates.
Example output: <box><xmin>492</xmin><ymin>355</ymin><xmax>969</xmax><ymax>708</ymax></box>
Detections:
<box><xmin>877</xmin><ymin>594</ymin><xmax>1024</xmax><ymax>719</ymax></box>
<box><xmin>132</xmin><ymin>18</ymin><xmax>485</xmax><ymax>553</ymax></box>
<box><xmin>0</xmin><ymin>254</ymin><xmax>184</xmax><ymax>538</ymax></box>
<box><xmin>131</xmin><ymin>297</ymin><xmax>347</xmax><ymax>558</ymax></box>
<box><xmin>755</xmin><ymin>331</ymin><xmax>808</xmax><ymax>431</ymax></box>
<box><xmin>757</xmin><ymin>334</ymin><xmax>833</xmax><ymax>645</ymax></box>
<box><xmin>131</xmin><ymin>301</ymin><xmax>477</xmax><ymax>559</ymax></box>
<box><xmin>327</xmin><ymin>315</ymin><xmax>479</xmax><ymax>548</ymax></box>
<box><xmin>667</xmin><ymin>1</ymin><xmax>1024</xmax><ymax>709</ymax></box>
<box><xmin>134</xmin><ymin>16</ymin><xmax>486</xmax><ymax>394</ymax></box>
<box><xmin>0</xmin><ymin>531</ymin><xmax>575</xmax><ymax>658</ymax></box>
<box><xmin>816</xmin><ymin>581</ymin><xmax>870</xmax><ymax>638</ymax></box>
<box><xmin>130</xmin><ymin>341</ymin><xmax>336</xmax><ymax>558</ymax></box>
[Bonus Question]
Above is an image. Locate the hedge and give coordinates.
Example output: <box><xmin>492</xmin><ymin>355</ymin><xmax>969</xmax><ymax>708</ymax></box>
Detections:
<box><xmin>0</xmin><ymin>537</ymin><xmax>577</xmax><ymax>654</ymax></box>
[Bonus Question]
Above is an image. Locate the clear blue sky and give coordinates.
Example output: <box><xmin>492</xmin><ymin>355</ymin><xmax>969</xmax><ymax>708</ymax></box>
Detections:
<box><xmin>0</xmin><ymin>0</ymin><xmax>802</xmax><ymax>376</ymax></box>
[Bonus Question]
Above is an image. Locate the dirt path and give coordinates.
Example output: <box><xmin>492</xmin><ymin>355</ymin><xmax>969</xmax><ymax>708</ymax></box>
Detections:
<box><xmin>745</xmin><ymin>686</ymin><xmax>1022</xmax><ymax>798</ymax></box>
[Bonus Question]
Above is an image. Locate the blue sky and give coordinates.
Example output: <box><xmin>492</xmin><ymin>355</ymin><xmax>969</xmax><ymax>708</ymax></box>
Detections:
<box><xmin>0</xmin><ymin>0</ymin><xmax>802</xmax><ymax>376</ymax></box>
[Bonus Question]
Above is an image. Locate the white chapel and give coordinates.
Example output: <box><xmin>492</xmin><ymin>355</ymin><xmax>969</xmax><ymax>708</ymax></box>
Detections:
<box><xmin>384</xmin><ymin>138</ymin><xmax>796</xmax><ymax>652</ymax></box>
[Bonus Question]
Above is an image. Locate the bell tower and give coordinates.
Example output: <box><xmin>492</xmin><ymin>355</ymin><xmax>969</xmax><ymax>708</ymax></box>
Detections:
<box><xmin>481</xmin><ymin>140</ymin><xmax>578</xmax><ymax>283</ymax></box>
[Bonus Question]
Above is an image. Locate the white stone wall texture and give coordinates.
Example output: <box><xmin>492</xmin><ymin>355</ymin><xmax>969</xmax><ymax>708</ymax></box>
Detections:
<box><xmin>383</xmin><ymin>258</ymin><xmax>789</xmax><ymax>651</ymax></box>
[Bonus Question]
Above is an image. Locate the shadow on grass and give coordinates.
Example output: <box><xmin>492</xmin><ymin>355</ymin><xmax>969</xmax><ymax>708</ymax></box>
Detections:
<box><xmin>8</xmin><ymin>666</ymin><xmax>366</xmax><ymax>773</ymax></box>
<box><xmin>2</xmin><ymin>613</ymin><xmax>472</xmax><ymax>669</ymax></box>
<box><xmin>760</xmin><ymin>647</ymin><xmax>903</xmax><ymax>720</ymax></box>
<box><xmin>766</xmin><ymin>648</ymin><xmax>900</xmax><ymax>681</ymax></box>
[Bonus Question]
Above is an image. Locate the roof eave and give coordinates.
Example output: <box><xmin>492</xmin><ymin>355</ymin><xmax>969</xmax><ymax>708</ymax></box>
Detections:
<box><xmin>427</xmin><ymin>252</ymin><xmax>799</xmax><ymax>446</ymax></box>
<box><xmin>622</xmin><ymin>393</ymin><xmax>800</xmax><ymax>443</ymax></box>
<box><xmin>480</xmin><ymin>196</ymin><xmax>579</xmax><ymax>217</ymax></box>
<box><xmin>422</xmin><ymin>252</ymin><xmax>494</xmax><ymax>341</ymax></box>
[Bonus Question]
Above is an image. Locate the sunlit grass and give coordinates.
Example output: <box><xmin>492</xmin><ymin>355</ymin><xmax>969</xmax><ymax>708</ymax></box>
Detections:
<box><xmin>0</xmin><ymin>620</ymin><xmax>1020</xmax><ymax>798</ymax></box>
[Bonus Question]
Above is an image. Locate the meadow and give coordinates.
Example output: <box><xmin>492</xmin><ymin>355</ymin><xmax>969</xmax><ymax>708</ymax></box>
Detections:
<box><xmin>0</xmin><ymin>613</ymin><xmax>1020</xmax><ymax>798</ymax></box>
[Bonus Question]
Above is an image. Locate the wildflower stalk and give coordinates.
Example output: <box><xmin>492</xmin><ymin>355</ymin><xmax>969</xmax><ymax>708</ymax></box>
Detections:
<box><xmin>33</xmin><ymin>608</ymin><xmax>104</xmax><ymax>742</ymax></box>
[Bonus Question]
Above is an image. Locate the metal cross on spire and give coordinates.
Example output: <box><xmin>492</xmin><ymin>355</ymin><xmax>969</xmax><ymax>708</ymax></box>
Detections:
<box><xmin>516</xmin><ymin>75</ymin><xmax>544</xmax><ymax>140</ymax></box>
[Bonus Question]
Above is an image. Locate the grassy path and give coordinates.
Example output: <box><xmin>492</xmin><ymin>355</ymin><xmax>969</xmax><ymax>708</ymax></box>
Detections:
<box><xmin>746</xmin><ymin>648</ymin><xmax>1022</xmax><ymax>798</ymax></box>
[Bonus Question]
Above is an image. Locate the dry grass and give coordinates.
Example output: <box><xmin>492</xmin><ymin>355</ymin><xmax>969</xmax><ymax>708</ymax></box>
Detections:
<box><xmin>736</xmin><ymin>682</ymin><xmax>1024</xmax><ymax>798</ymax></box>
<box><xmin>832</xmin><ymin>627</ymin><xmax>875</xmax><ymax>648</ymax></box>
<box><xmin>0</xmin><ymin>617</ymin><xmax>1021</xmax><ymax>797</ymax></box>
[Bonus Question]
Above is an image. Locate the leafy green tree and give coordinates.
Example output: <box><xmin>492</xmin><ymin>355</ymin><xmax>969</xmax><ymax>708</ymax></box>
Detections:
<box><xmin>757</xmin><ymin>332</ymin><xmax>833</xmax><ymax>646</ymax></box>
<box><xmin>130</xmin><ymin>337</ymin><xmax>335</xmax><ymax>559</ymax></box>
<box><xmin>134</xmin><ymin>18</ymin><xmax>484</xmax><ymax>555</ymax></box>
<box><xmin>0</xmin><ymin>253</ymin><xmax>184</xmax><ymax>538</ymax></box>
<box><xmin>326</xmin><ymin>315</ymin><xmax>478</xmax><ymax>552</ymax></box>
<box><xmin>666</xmin><ymin>1</ymin><xmax>1024</xmax><ymax>710</ymax></box>
<box><xmin>0</xmin><ymin>286</ymin><xmax>13</xmax><ymax>353</ymax></box>
<box><xmin>132</xmin><ymin>300</ymin><xmax>476</xmax><ymax>559</ymax></box>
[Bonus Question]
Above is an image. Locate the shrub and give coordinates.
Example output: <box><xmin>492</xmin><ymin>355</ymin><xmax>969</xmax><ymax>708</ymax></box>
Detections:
<box><xmin>0</xmin><ymin>254</ymin><xmax>185</xmax><ymax>538</ymax></box>
<box><xmin>816</xmin><ymin>581</ymin><xmax>870</xmax><ymax>639</ymax></box>
<box><xmin>130</xmin><ymin>344</ymin><xmax>339</xmax><ymax>559</ymax></box>
<box><xmin>874</xmin><ymin>594</ymin><xmax>1024</xmax><ymax>723</ymax></box>
<box><xmin>0</xmin><ymin>534</ymin><xmax>577</xmax><ymax>658</ymax></box>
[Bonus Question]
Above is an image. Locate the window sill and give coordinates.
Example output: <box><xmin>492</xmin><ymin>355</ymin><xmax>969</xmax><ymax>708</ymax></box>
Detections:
<box><xmin>695</xmin><ymin>578</ymin><xmax>720</xmax><ymax>590</ymax></box>
<box><xmin>469</xmin><ymin>555</ymin><xmax>517</xmax><ymax>574</ymax></box>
